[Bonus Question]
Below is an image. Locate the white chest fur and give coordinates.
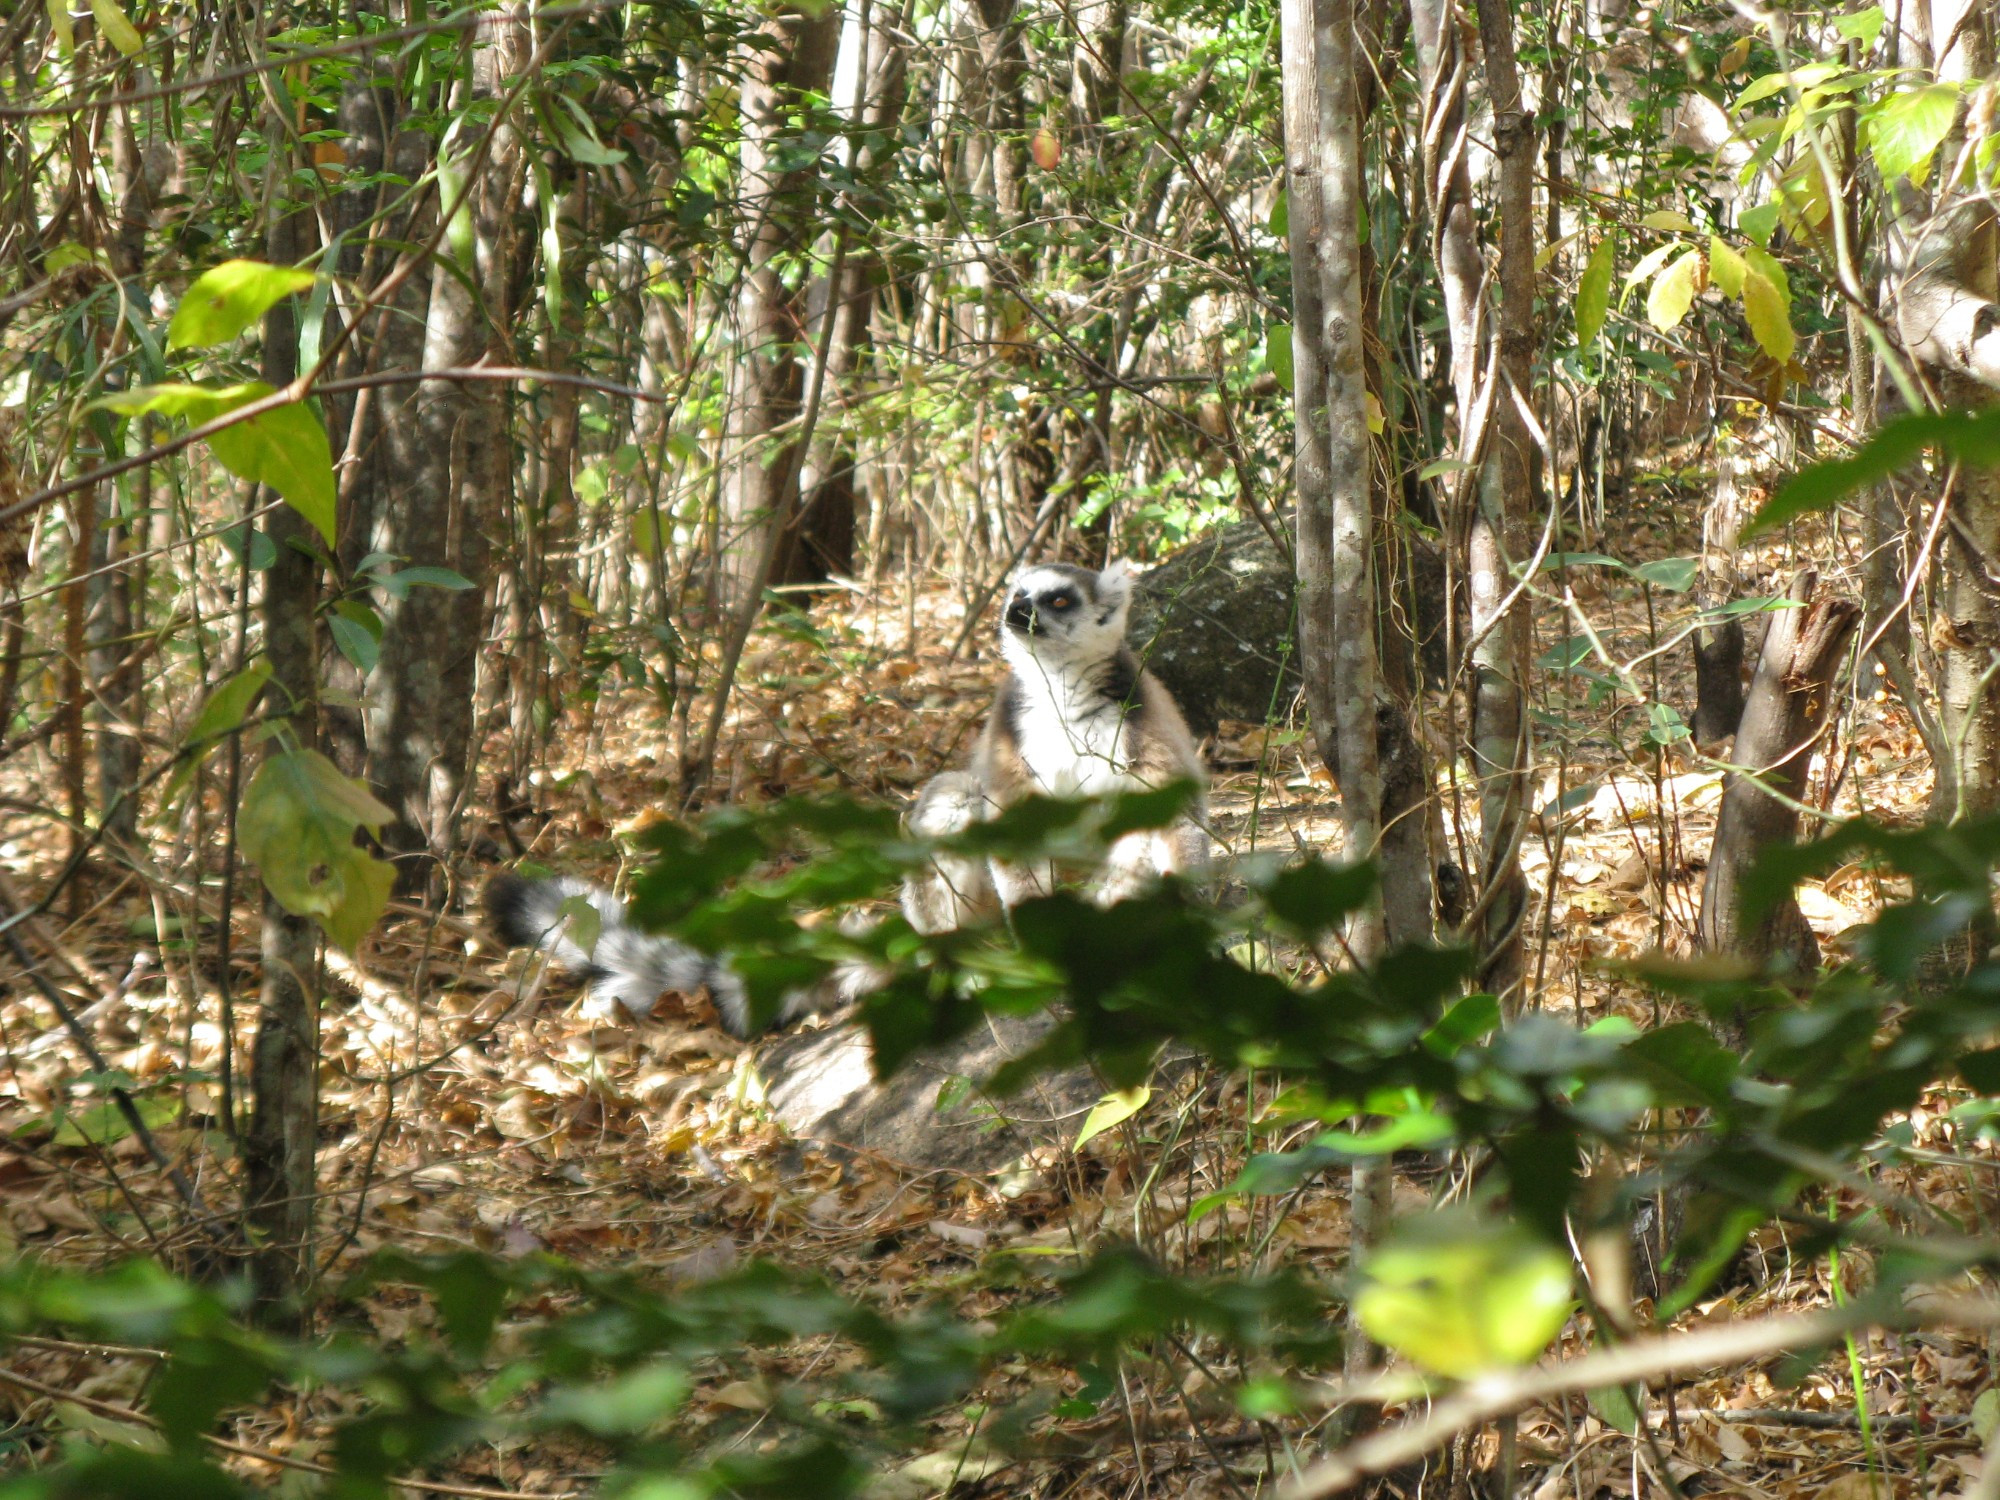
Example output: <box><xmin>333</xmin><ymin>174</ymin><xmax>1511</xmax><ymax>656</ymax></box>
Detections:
<box><xmin>1012</xmin><ymin>673</ymin><xmax>1132</xmax><ymax>796</ymax></box>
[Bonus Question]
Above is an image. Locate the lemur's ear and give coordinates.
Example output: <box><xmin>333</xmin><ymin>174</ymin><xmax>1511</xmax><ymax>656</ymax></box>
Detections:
<box><xmin>1096</xmin><ymin>558</ymin><xmax>1134</xmax><ymax>608</ymax></box>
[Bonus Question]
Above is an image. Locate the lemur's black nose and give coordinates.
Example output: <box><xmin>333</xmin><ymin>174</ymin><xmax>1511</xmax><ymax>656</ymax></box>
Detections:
<box><xmin>1004</xmin><ymin>594</ymin><xmax>1039</xmax><ymax>634</ymax></box>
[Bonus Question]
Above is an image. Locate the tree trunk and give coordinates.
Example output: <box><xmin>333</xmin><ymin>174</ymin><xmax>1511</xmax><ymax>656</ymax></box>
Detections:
<box><xmin>327</xmin><ymin>43</ymin><xmax>434</xmax><ymax>778</ymax></box>
<box><xmin>1691</xmin><ymin>438</ymin><xmax>1748</xmax><ymax>745</ymax></box>
<box><xmin>366</xmin><ymin>14</ymin><xmax>524</xmax><ymax>891</ymax></box>
<box><xmin>1283</xmin><ymin>0</ymin><xmax>1387</xmax><ymax>1390</ymax></box>
<box><xmin>244</xmin><ymin>187</ymin><xmax>322</xmax><ymax>1326</ymax></box>
<box><xmin>718</xmin><ymin>2</ymin><xmax>842</xmax><ymax>605</ymax></box>
<box><xmin>1696</xmin><ymin>570</ymin><xmax>1860</xmax><ymax>973</ymax></box>
<box><xmin>1468</xmin><ymin>0</ymin><xmax>1538</xmax><ymax>996</ymax></box>
<box><xmin>793</xmin><ymin>11</ymin><xmax>910</xmax><ymax>583</ymax></box>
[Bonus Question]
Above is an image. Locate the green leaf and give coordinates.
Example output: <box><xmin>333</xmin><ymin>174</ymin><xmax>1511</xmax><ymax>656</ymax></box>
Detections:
<box><xmin>89</xmin><ymin>0</ymin><xmax>141</xmax><ymax>53</ymax></box>
<box><xmin>185</xmin><ymin>661</ymin><xmax>271</xmax><ymax>747</ymax></box>
<box><xmin>1267</xmin><ymin>187</ymin><xmax>1288</xmax><ymax>239</ymax></box>
<box><xmin>49</xmin><ymin>1092</ymin><xmax>175</xmax><ymax>1147</ymax></box>
<box><xmin>207</xmin><ymin>396</ymin><xmax>336</xmax><ymax>547</ymax></box>
<box><xmin>1735</xmin><ymin>62</ymin><xmax>1845</xmax><ymax>109</ymax></box>
<box><xmin>1354</xmin><ymin>1211</ymin><xmax>1573</xmax><ymax>1377</ymax></box>
<box><xmin>1576</xmin><ymin>235</ymin><xmax>1615</xmax><ymax>349</ymax></box>
<box><xmin>1639</xmin><ymin>209</ymin><xmax>1697</xmax><ymax>232</ymax></box>
<box><xmin>166</xmin><ymin>261</ymin><xmax>317</xmax><ymax>350</ymax></box>
<box><xmin>238</xmin><ymin>749</ymin><xmax>396</xmax><ymax>951</ymax></box>
<box><xmin>1835</xmin><ymin>5</ymin><xmax>1886</xmax><ymax>49</ymax></box>
<box><xmin>328</xmin><ymin>614</ymin><xmax>379</xmax><ymax>675</ymax></box>
<box><xmin>372</xmin><ymin>564</ymin><xmax>476</xmax><ymax>597</ymax></box>
<box><xmin>1645</xmin><ymin>248</ymin><xmax>1703</xmax><ymax>331</ymax></box>
<box><xmin>94</xmin><ymin>383</ymin><xmax>336</xmax><ymax>546</ymax></box>
<box><xmin>1589</xmin><ymin>1380</ymin><xmax>1644</xmax><ymax>1434</ymax></box>
<box><xmin>1740</xmin><ymin>245</ymin><xmax>1795</xmax><ymax>365</ymax></box>
<box><xmin>1632</xmin><ymin>555</ymin><xmax>1699</xmax><ymax>591</ymax></box>
<box><xmin>1267</xmin><ymin>323</ymin><xmax>1295</xmax><ymax>393</ymax></box>
<box><xmin>1864</xmin><ymin>83</ymin><xmax>1960</xmax><ymax>185</ymax></box>
<box><xmin>1708</xmin><ymin>236</ymin><xmax>1746</xmax><ymax>298</ymax></box>
<box><xmin>556</xmin><ymin>893</ymin><xmax>602</xmax><ymax>956</ymax></box>
<box><xmin>1743</xmin><ymin>408</ymin><xmax>2000</xmax><ymax>535</ymax></box>
<box><xmin>1738</xmin><ymin>200</ymin><xmax>1781</xmax><ymax>246</ymax></box>
<box><xmin>550</xmin><ymin>93</ymin><xmax>629</xmax><ymax>166</ymax></box>
<box><xmin>543</xmin><ymin>1363</ymin><xmax>692</xmax><ymax>1436</ymax></box>
<box><xmin>46</xmin><ymin>0</ymin><xmax>73</xmax><ymax>53</ymax></box>
<box><xmin>1076</xmin><ymin>1086</ymin><xmax>1150</xmax><ymax>1148</ymax></box>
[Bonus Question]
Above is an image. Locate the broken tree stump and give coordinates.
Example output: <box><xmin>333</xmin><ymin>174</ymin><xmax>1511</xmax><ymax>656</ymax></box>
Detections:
<box><xmin>1696</xmin><ymin>569</ymin><xmax>1861</xmax><ymax>972</ymax></box>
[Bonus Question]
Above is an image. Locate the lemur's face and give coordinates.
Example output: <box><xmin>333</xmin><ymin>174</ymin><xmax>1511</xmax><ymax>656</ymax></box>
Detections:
<box><xmin>1000</xmin><ymin>561</ymin><xmax>1132</xmax><ymax>670</ymax></box>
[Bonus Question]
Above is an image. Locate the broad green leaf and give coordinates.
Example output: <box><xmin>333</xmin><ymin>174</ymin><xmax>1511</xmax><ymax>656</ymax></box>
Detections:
<box><xmin>1745</xmin><ymin>408</ymin><xmax>2000</xmax><ymax>535</ymax></box>
<box><xmin>1738</xmin><ymin>200</ymin><xmax>1781</xmax><ymax>246</ymax></box>
<box><xmin>1355</xmin><ymin>1212</ymin><xmax>1574</xmax><ymax>1377</ymax></box>
<box><xmin>93</xmin><ymin>382</ymin><xmax>336</xmax><ymax>545</ymax></box>
<box><xmin>1708</xmin><ymin>237</ymin><xmax>1746</xmax><ymax>298</ymax></box>
<box><xmin>89</xmin><ymin>0</ymin><xmax>141</xmax><ymax>54</ymax></box>
<box><xmin>1589</xmin><ymin>1380</ymin><xmax>1644</xmax><ymax>1434</ymax></box>
<box><xmin>1735</xmin><ymin>62</ymin><xmax>1845</xmax><ymax>109</ymax></box>
<box><xmin>542</xmin><ymin>1364</ymin><xmax>692</xmax><ymax>1436</ymax></box>
<box><xmin>327</xmin><ymin>614</ymin><xmax>379</xmax><ymax>675</ymax></box>
<box><xmin>1835</xmin><ymin>6</ymin><xmax>1885</xmax><ymax>48</ymax></box>
<box><xmin>1267</xmin><ymin>187</ymin><xmax>1288</xmax><ymax>239</ymax></box>
<box><xmin>46</xmin><ymin>0</ymin><xmax>73</xmax><ymax>53</ymax></box>
<box><xmin>1646</xmin><ymin>248</ymin><xmax>1703</xmax><ymax>331</ymax></box>
<box><xmin>1576</xmin><ymin>235</ymin><xmax>1615</xmax><ymax>349</ymax></box>
<box><xmin>556</xmin><ymin>893</ymin><xmax>603</xmax><ymax>956</ymax></box>
<box><xmin>238</xmin><ymin>749</ymin><xmax>396</xmax><ymax>951</ymax></box>
<box><xmin>185</xmin><ymin>661</ymin><xmax>271</xmax><ymax>747</ymax></box>
<box><xmin>206</xmin><ymin>396</ymin><xmax>336</xmax><ymax>547</ymax></box>
<box><xmin>1076</xmin><ymin>1086</ymin><xmax>1150</xmax><ymax>1147</ymax></box>
<box><xmin>1267</xmin><ymin>323</ymin><xmax>1295</xmax><ymax>393</ymax></box>
<box><xmin>1740</xmin><ymin>245</ymin><xmax>1795</xmax><ymax>365</ymax></box>
<box><xmin>1865</xmin><ymin>83</ymin><xmax>1960</xmax><ymax>184</ymax></box>
<box><xmin>167</xmin><ymin>261</ymin><xmax>317</xmax><ymax>350</ymax></box>
<box><xmin>1639</xmin><ymin>209</ymin><xmax>1697</xmax><ymax>232</ymax></box>
<box><xmin>1538</xmin><ymin>551</ymin><xmax>1628</xmax><ymax>573</ymax></box>
<box><xmin>49</xmin><ymin>1092</ymin><xmax>175</xmax><ymax>1148</ymax></box>
<box><xmin>1632</xmin><ymin>555</ymin><xmax>1699</xmax><ymax>591</ymax></box>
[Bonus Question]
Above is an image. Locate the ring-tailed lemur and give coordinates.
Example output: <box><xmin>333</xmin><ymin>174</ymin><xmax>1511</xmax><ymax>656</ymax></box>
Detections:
<box><xmin>484</xmin><ymin>873</ymin><xmax>855</xmax><ymax>1037</ymax></box>
<box><xmin>900</xmin><ymin>559</ymin><xmax>1210</xmax><ymax>932</ymax></box>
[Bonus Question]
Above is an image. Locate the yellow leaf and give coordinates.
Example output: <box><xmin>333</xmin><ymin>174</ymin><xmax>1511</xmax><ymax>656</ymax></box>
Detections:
<box><xmin>89</xmin><ymin>0</ymin><xmax>141</xmax><ymax>55</ymax></box>
<box><xmin>1708</xmin><ymin>236</ymin><xmax>1746</xmax><ymax>298</ymax></box>
<box><xmin>1645</xmin><ymin>248</ymin><xmax>1704</xmax><ymax>331</ymax></box>
<box><xmin>1076</xmin><ymin>1087</ymin><xmax>1150</xmax><ymax>1147</ymax></box>
<box><xmin>1719</xmin><ymin>35</ymin><xmax>1752</xmax><ymax>76</ymax></box>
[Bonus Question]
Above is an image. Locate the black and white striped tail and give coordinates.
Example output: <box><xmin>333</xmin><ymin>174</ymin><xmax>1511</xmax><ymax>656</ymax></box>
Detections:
<box><xmin>484</xmin><ymin>873</ymin><xmax>753</xmax><ymax>1036</ymax></box>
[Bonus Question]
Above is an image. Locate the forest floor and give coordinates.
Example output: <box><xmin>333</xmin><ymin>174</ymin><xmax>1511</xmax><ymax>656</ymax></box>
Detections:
<box><xmin>0</xmin><ymin>464</ymin><xmax>1980</xmax><ymax>1498</ymax></box>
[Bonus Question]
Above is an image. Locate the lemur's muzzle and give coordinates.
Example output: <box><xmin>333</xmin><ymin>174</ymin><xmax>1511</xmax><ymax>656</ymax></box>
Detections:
<box><xmin>1004</xmin><ymin>595</ymin><xmax>1042</xmax><ymax>635</ymax></box>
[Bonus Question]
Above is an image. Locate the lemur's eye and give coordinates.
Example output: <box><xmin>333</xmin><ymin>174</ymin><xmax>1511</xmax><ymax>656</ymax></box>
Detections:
<box><xmin>1048</xmin><ymin>594</ymin><xmax>1075</xmax><ymax>610</ymax></box>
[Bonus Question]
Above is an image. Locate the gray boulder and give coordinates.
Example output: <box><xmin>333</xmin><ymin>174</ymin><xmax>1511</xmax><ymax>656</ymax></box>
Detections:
<box><xmin>1128</xmin><ymin>522</ymin><xmax>1300</xmax><ymax>737</ymax></box>
<box><xmin>1128</xmin><ymin>520</ymin><xmax>1453</xmax><ymax>737</ymax></box>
